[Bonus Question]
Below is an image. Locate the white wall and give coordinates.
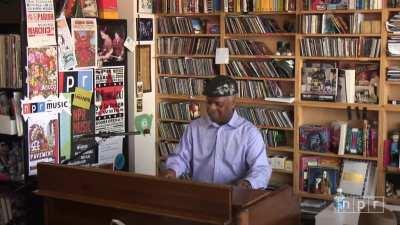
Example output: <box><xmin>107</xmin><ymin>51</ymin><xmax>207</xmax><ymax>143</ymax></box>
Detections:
<box><xmin>118</xmin><ymin>1</ymin><xmax>156</xmax><ymax>175</ymax></box>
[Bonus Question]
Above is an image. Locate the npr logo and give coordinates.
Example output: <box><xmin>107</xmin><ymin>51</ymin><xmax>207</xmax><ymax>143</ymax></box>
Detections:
<box><xmin>59</xmin><ymin>70</ymin><xmax>93</xmax><ymax>93</ymax></box>
<box><xmin>336</xmin><ymin>197</ymin><xmax>385</xmax><ymax>213</ymax></box>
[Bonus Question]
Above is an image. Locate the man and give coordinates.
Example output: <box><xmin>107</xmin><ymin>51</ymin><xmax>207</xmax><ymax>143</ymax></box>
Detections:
<box><xmin>162</xmin><ymin>76</ymin><xmax>271</xmax><ymax>189</ymax></box>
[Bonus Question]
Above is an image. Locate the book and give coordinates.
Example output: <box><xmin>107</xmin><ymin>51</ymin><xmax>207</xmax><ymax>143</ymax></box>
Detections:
<box><xmin>340</xmin><ymin>160</ymin><xmax>368</xmax><ymax>196</ymax></box>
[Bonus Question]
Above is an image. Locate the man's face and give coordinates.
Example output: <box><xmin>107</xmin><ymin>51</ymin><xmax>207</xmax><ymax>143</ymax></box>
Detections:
<box><xmin>206</xmin><ymin>96</ymin><xmax>235</xmax><ymax>125</ymax></box>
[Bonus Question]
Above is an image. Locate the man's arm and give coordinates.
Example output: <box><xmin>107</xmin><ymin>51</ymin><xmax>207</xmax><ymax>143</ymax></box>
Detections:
<box><xmin>164</xmin><ymin>125</ymin><xmax>193</xmax><ymax>178</ymax></box>
<box><xmin>243</xmin><ymin>128</ymin><xmax>272</xmax><ymax>189</ymax></box>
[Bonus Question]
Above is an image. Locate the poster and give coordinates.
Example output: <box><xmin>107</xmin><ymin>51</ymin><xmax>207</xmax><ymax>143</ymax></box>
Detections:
<box><xmin>97</xmin><ymin>136</ymin><xmax>123</xmax><ymax>165</ymax></box>
<box><xmin>138</xmin><ymin>0</ymin><xmax>153</xmax><ymax>13</ymax></box>
<box><xmin>28</xmin><ymin>114</ymin><xmax>59</xmax><ymax>175</ymax></box>
<box><xmin>136</xmin><ymin>18</ymin><xmax>153</xmax><ymax>41</ymax></box>
<box><xmin>59</xmin><ymin>70</ymin><xmax>97</xmax><ymax>165</ymax></box>
<box><xmin>71</xmin><ymin>18</ymin><xmax>97</xmax><ymax>68</ymax></box>
<box><xmin>95</xmin><ymin>66</ymin><xmax>125</xmax><ymax>133</ymax></box>
<box><xmin>59</xmin><ymin>93</ymin><xmax>72</xmax><ymax>163</ymax></box>
<box><xmin>63</xmin><ymin>0</ymin><xmax>98</xmax><ymax>17</ymax></box>
<box><xmin>27</xmin><ymin>46</ymin><xmax>58</xmax><ymax>99</ymax></box>
<box><xmin>25</xmin><ymin>0</ymin><xmax>57</xmax><ymax>47</ymax></box>
<box><xmin>97</xmin><ymin>20</ymin><xmax>127</xmax><ymax>67</ymax></box>
<box><xmin>56</xmin><ymin>16</ymin><xmax>77</xmax><ymax>71</ymax></box>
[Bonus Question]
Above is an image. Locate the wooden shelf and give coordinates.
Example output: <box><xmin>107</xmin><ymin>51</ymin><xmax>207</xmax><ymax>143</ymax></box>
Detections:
<box><xmin>386</xmin><ymin>198</ymin><xmax>400</xmax><ymax>205</ymax></box>
<box><xmin>157</xmin><ymin>33</ymin><xmax>220</xmax><ymax>37</ymax></box>
<box><xmin>230</xmin><ymin>55</ymin><xmax>295</xmax><ymax>59</ymax></box>
<box><xmin>386</xmin><ymin>166</ymin><xmax>400</xmax><ymax>174</ymax></box>
<box><xmin>159</xmin><ymin>118</ymin><xmax>191</xmax><ymax>123</ymax></box>
<box><xmin>300</xmin><ymin>9</ymin><xmax>382</xmax><ymax>14</ymax></box>
<box><xmin>299</xmin><ymin>101</ymin><xmax>380</xmax><ymax>111</ymax></box>
<box><xmin>269</xmin><ymin>146</ymin><xmax>294</xmax><ymax>153</ymax></box>
<box><xmin>298</xmin><ymin>191</ymin><xmax>333</xmax><ymax>201</ymax></box>
<box><xmin>159</xmin><ymin>138</ymin><xmax>180</xmax><ymax>143</ymax></box>
<box><xmin>0</xmin><ymin>87</ymin><xmax>22</xmax><ymax>92</ymax></box>
<box><xmin>236</xmin><ymin>98</ymin><xmax>294</xmax><ymax>106</ymax></box>
<box><xmin>301</xmin><ymin>56</ymin><xmax>380</xmax><ymax>61</ymax></box>
<box><xmin>384</xmin><ymin>105</ymin><xmax>400</xmax><ymax>112</ymax></box>
<box><xmin>156</xmin><ymin>54</ymin><xmax>215</xmax><ymax>58</ymax></box>
<box><xmin>386</xmin><ymin>57</ymin><xmax>400</xmax><ymax>61</ymax></box>
<box><xmin>232</xmin><ymin>77</ymin><xmax>295</xmax><ymax>81</ymax></box>
<box><xmin>226</xmin><ymin>11</ymin><xmax>296</xmax><ymax>15</ymax></box>
<box><xmin>156</xmin><ymin>12</ymin><xmax>221</xmax><ymax>16</ymax></box>
<box><xmin>386</xmin><ymin>80</ymin><xmax>400</xmax><ymax>85</ymax></box>
<box><xmin>273</xmin><ymin>168</ymin><xmax>293</xmax><ymax>174</ymax></box>
<box><xmin>225</xmin><ymin>33</ymin><xmax>296</xmax><ymax>37</ymax></box>
<box><xmin>157</xmin><ymin>95</ymin><xmax>206</xmax><ymax>102</ymax></box>
<box><xmin>299</xmin><ymin>150</ymin><xmax>378</xmax><ymax>161</ymax></box>
<box><xmin>387</xmin><ymin>8</ymin><xmax>400</xmax><ymax>12</ymax></box>
<box><xmin>256</xmin><ymin>125</ymin><xmax>294</xmax><ymax>131</ymax></box>
<box><xmin>158</xmin><ymin>74</ymin><xmax>215</xmax><ymax>79</ymax></box>
<box><xmin>300</xmin><ymin>33</ymin><xmax>381</xmax><ymax>37</ymax></box>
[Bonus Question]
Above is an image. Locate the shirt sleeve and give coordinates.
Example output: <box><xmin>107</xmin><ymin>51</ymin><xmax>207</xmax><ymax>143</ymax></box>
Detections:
<box><xmin>243</xmin><ymin>127</ymin><xmax>272</xmax><ymax>189</ymax></box>
<box><xmin>165</xmin><ymin>125</ymin><xmax>193</xmax><ymax>177</ymax></box>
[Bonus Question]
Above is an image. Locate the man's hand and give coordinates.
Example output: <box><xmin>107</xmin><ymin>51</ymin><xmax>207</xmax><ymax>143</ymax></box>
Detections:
<box><xmin>237</xmin><ymin>179</ymin><xmax>252</xmax><ymax>189</ymax></box>
<box><xmin>160</xmin><ymin>169</ymin><xmax>176</xmax><ymax>179</ymax></box>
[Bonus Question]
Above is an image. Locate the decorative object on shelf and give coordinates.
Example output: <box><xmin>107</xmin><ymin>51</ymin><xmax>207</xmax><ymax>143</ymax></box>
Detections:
<box><xmin>136</xmin><ymin>18</ymin><xmax>153</xmax><ymax>41</ymax></box>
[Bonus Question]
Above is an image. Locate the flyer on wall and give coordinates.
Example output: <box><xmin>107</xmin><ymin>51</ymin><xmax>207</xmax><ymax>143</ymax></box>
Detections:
<box><xmin>95</xmin><ymin>66</ymin><xmax>125</xmax><ymax>133</ymax></box>
<box><xmin>27</xmin><ymin>46</ymin><xmax>58</xmax><ymax>99</ymax></box>
<box><xmin>28</xmin><ymin>113</ymin><xmax>59</xmax><ymax>176</ymax></box>
<box><xmin>71</xmin><ymin>18</ymin><xmax>97</xmax><ymax>68</ymax></box>
<box><xmin>56</xmin><ymin>15</ymin><xmax>77</xmax><ymax>71</ymax></box>
<box><xmin>25</xmin><ymin>0</ymin><xmax>57</xmax><ymax>47</ymax></box>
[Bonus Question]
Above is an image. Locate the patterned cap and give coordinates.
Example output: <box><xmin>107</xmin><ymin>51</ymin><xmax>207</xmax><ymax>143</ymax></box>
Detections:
<box><xmin>203</xmin><ymin>75</ymin><xmax>238</xmax><ymax>97</ymax></box>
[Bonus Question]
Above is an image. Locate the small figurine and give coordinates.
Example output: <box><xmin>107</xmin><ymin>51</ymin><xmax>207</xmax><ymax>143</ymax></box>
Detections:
<box><xmin>390</xmin><ymin>131</ymin><xmax>400</xmax><ymax>167</ymax></box>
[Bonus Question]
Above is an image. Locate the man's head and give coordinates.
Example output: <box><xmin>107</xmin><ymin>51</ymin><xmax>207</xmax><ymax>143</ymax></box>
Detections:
<box><xmin>203</xmin><ymin>76</ymin><xmax>237</xmax><ymax>125</ymax></box>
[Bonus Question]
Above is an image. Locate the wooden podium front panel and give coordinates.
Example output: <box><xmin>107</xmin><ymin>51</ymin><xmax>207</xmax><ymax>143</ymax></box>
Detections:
<box><xmin>44</xmin><ymin>198</ymin><xmax>213</xmax><ymax>225</ymax></box>
<box><xmin>37</xmin><ymin>164</ymin><xmax>232</xmax><ymax>225</ymax></box>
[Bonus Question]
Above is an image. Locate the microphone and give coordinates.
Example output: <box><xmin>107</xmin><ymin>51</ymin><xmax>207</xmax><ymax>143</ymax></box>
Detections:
<box><xmin>61</xmin><ymin>130</ymin><xmax>149</xmax><ymax>165</ymax></box>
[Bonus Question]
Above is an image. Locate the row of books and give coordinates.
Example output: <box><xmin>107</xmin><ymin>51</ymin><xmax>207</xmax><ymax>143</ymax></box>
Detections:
<box><xmin>301</xmin><ymin>157</ymin><xmax>377</xmax><ymax>197</ymax></box>
<box><xmin>0</xmin><ymin>92</ymin><xmax>23</xmax><ymax>136</ymax></box>
<box><xmin>301</xmin><ymin>63</ymin><xmax>379</xmax><ymax>104</ymax></box>
<box><xmin>389</xmin><ymin>0</ymin><xmax>400</xmax><ymax>8</ymax></box>
<box><xmin>157</xmin><ymin>37</ymin><xmax>219</xmax><ymax>55</ymax></box>
<box><xmin>225</xmin><ymin>0</ymin><xmax>296</xmax><ymax>12</ymax></box>
<box><xmin>226</xmin><ymin>60</ymin><xmax>294</xmax><ymax>78</ymax></box>
<box><xmin>159</xmin><ymin>102</ymin><xmax>200</xmax><ymax>121</ymax></box>
<box><xmin>299</xmin><ymin>120</ymin><xmax>378</xmax><ymax>157</ymax></box>
<box><xmin>387</xmin><ymin>66</ymin><xmax>400</xmax><ymax>81</ymax></box>
<box><xmin>236</xmin><ymin>80</ymin><xmax>285</xmax><ymax>98</ymax></box>
<box><xmin>158</xmin><ymin>77</ymin><xmax>204</xmax><ymax>96</ymax></box>
<box><xmin>0</xmin><ymin>35</ymin><xmax>21</xmax><ymax>89</ymax></box>
<box><xmin>260</xmin><ymin>129</ymin><xmax>289</xmax><ymax>148</ymax></box>
<box><xmin>302</xmin><ymin>14</ymin><xmax>380</xmax><ymax>34</ymax></box>
<box><xmin>159</xmin><ymin>122</ymin><xmax>188</xmax><ymax>140</ymax></box>
<box><xmin>303</xmin><ymin>0</ymin><xmax>382</xmax><ymax>10</ymax></box>
<box><xmin>153</xmin><ymin>0</ymin><xmax>221</xmax><ymax>13</ymax></box>
<box><xmin>388</xmin><ymin>36</ymin><xmax>400</xmax><ymax>56</ymax></box>
<box><xmin>226</xmin><ymin>39</ymin><xmax>271</xmax><ymax>55</ymax></box>
<box><xmin>157</xmin><ymin>17</ymin><xmax>196</xmax><ymax>34</ymax></box>
<box><xmin>386</xmin><ymin>12</ymin><xmax>400</xmax><ymax>33</ymax></box>
<box><xmin>300</xmin><ymin>37</ymin><xmax>381</xmax><ymax>58</ymax></box>
<box><xmin>159</xmin><ymin>142</ymin><xmax>178</xmax><ymax>158</ymax></box>
<box><xmin>225</xmin><ymin>16</ymin><xmax>291</xmax><ymax>34</ymax></box>
<box><xmin>157</xmin><ymin>58</ymin><xmax>217</xmax><ymax>76</ymax></box>
<box><xmin>237</xmin><ymin>106</ymin><xmax>293</xmax><ymax>128</ymax></box>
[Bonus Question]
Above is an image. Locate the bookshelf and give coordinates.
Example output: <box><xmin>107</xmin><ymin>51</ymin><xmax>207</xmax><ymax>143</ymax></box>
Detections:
<box><xmin>154</xmin><ymin>0</ymin><xmax>400</xmax><ymax>203</ymax></box>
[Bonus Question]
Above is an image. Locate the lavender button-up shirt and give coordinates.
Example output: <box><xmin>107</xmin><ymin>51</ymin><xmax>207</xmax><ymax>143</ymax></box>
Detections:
<box><xmin>166</xmin><ymin>111</ymin><xmax>271</xmax><ymax>189</ymax></box>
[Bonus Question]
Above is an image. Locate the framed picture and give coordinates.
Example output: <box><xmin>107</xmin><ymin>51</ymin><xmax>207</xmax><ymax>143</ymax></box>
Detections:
<box><xmin>97</xmin><ymin>19</ymin><xmax>127</xmax><ymax>67</ymax></box>
<box><xmin>136</xmin><ymin>18</ymin><xmax>153</xmax><ymax>41</ymax></box>
<box><xmin>136</xmin><ymin>45</ymin><xmax>151</xmax><ymax>93</ymax></box>
<box><xmin>138</xmin><ymin>0</ymin><xmax>153</xmax><ymax>13</ymax></box>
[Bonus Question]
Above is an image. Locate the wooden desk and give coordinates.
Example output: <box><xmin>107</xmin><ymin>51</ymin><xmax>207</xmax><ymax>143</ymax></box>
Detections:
<box><xmin>35</xmin><ymin>163</ymin><xmax>300</xmax><ymax>225</ymax></box>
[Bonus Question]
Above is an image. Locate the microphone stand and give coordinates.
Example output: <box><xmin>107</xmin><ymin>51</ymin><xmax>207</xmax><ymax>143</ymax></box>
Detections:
<box><xmin>61</xmin><ymin>130</ymin><xmax>150</xmax><ymax>165</ymax></box>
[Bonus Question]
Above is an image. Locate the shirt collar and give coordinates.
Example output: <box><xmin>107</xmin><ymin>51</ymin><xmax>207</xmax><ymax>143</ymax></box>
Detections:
<box><xmin>206</xmin><ymin>111</ymin><xmax>240</xmax><ymax>129</ymax></box>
